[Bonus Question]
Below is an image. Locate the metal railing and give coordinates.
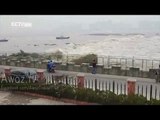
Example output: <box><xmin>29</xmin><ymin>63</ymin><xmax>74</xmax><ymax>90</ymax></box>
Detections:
<box><xmin>1</xmin><ymin>53</ymin><xmax>160</xmax><ymax>71</ymax></box>
<box><xmin>44</xmin><ymin>73</ymin><xmax>158</xmax><ymax>101</ymax></box>
<box><xmin>0</xmin><ymin>71</ymin><xmax>159</xmax><ymax>101</ymax></box>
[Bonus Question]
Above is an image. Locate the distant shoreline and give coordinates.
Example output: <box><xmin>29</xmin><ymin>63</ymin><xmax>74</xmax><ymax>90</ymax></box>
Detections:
<box><xmin>88</xmin><ymin>33</ymin><xmax>146</xmax><ymax>36</ymax></box>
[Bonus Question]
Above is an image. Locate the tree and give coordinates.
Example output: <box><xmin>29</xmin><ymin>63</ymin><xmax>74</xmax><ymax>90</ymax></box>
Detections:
<box><xmin>71</xmin><ymin>54</ymin><xmax>97</xmax><ymax>65</ymax></box>
<box><xmin>52</xmin><ymin>50</ymin><xmax>63</xmax><ymax>61</ymax></box>
<box><xmin>20</xmin><ymin>50</ymin><xmax>24</xmax><ymax>55</ymax></box>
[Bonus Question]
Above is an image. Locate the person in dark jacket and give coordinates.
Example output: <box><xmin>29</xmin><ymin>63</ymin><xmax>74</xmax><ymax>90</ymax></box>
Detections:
<box><xmin>92</xmin><ymin>59</ymin><xmax>97</xmax><ymax>74</ymax></box>
<box><xmin>155</xmin><ymin>65</ymin><xmax>160</xmax><ymax>83</ymax></box>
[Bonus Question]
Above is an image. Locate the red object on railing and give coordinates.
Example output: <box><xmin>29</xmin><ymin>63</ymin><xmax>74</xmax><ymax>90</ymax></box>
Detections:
<box><xmin>36</xmin><ymin>69</ymin><xmax>45</xmax><ymax>81</ymax></box>
<box><xmin>127</xmin><ymin>78</ymin><xmax>136</xmax><ymax>95</ymax></box>
<box><xmin>4</xmin><ymin>67</ymin><xmax>11</xmax><ymax>77</ymax></box>
<box><xmin>77</xmin><ymin>73</ymin><xmax>84</xmax><ymax>88</ymax></box>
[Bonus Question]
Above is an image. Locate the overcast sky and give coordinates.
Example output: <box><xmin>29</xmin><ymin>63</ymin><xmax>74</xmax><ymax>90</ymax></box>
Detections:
<box><xmin>0</xmin><ymin>15</ymin><xmax>160</xmax><ymax>37</ymax></box>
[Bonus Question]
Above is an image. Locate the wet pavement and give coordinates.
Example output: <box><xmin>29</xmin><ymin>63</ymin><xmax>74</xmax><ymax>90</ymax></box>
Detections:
<box><xmin>0</xmin><ymin>91</ymin><xmax>74</xmax><ymax>105</ymax></box>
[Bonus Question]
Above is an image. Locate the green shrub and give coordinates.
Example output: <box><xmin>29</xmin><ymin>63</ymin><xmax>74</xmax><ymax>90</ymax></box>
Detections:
<box><xmin>104</xmin><ymin>91</ymin><xmax>121</xmax><ymax>104</ymax></box>
<box><xmin>57</xmin><ymin>84</ymin><xmax>75</xmax><ymax>99</ymax></box>
<box><xmin>71</xmin><ymin>54</ymin><xmax>97</xmax><ymax>65</ymax></box>
<box><xmin>9</xmin><ymin>50</ymin><xmax>42</xmax><ymax>60</ymax></box>
<box><xmin>1</xmin><ymin>82</ymin><xmax>160</xmax><ymax>105</ymax></box>
<box><xmin>148</xmin><ymin>98</ymin><xmax>160</xmax><ymax>105</ymax></box>
<box><xmin>123</xmin><ymin>94</ymin><xmax>148</xmax><ymax>105</ymax></box>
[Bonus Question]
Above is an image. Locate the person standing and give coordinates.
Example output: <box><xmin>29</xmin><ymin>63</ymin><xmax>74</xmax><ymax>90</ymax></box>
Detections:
<box><xmin>92</xmin><ymin>59</ymin><xmax>97</xmax><ymax>74</ymax></box>
<box><xmin>155</xmin><ymin>65</ymin><xmax>160</xmax><ymax>83</ymax></box>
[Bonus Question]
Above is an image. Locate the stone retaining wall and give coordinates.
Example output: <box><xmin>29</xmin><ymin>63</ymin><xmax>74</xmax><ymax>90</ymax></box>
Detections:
<box><xmin>0</xmin><ymin>58</ymin><xmax>157</xmax><ymax>79</ymax></box>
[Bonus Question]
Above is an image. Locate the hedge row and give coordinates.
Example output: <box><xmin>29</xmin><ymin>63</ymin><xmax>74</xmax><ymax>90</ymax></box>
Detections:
<box><xmin>0</xmin><ymin>83</ymin><xmax>160</xmax><ymax>105</ymax></box>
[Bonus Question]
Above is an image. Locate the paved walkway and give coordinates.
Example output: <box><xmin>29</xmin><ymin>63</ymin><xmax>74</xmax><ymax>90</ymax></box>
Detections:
<box><xmin>0</xmin><ymin>91</ymin><xmax>74</xmax><ymax>105</ymax></box>
<box><xmin>0</xmin><ymin>65</ymin><xmax>156</xmax><ymax>83</ymax></box>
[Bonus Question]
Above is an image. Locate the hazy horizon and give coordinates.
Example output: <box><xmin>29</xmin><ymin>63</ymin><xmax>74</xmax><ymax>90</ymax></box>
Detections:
<box><xmin>1</xmin><ymin>15</ymin><xmax>160</xmax><ymax>37</ymax></box>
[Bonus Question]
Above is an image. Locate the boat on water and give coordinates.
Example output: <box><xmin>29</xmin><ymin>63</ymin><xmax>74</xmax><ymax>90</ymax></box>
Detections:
<box><xmin>56</xmin><ymin>36</ymin><xmax>70</xmax><ymax>39</ymax></box>
<box><xmin>0</xmin><ymin>39</ymin><xmax>8</xmax><ymax>42</ymax></box>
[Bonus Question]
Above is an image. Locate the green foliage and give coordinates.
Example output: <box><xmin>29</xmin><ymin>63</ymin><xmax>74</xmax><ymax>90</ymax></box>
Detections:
<box><xmin>47</xmin><ymin>55</ymin><xmax>52</xmax><ymax>60</ymax></box>
<box><xmin>123</xmin><ymin>94</ymin><xmax>148</xmax><ymax>105</ymax></box>
<box><xmin>71</xmin><ymin>54</ymin><xmax>97</xmax><ymax>65</ymax></box>
<box><xmin>1</xmin><ymin>83</ymin><xmax>160</xmax><ymax>105</ymax></box>
<box><xmin>56</xmin><ymin>84</ymin><xmax>76</xmax><ymax>99</ymax></box>
<box><xmin>18</xmin><ymin>50</ymin><xmax>29</xmax><ymax>57</ymax></box>
<box><xmin>9</xmin><ymin>50</ymin><xmax>41</xmax><ymax>60</ymax></box>
<box><xmin>149</xmin><ymin>98</ymin><xmax>160</xmax><ymax>105</ymax></box>
<box><xmin>30</xmin><ymin>53</ymin><xmax>39</xmax><ymax>58</ymax></box>
<box><xmin>75</xmin><ymin>88</ymin><xmax>97</xmax><ymax>101</ymax></box>
<box><xmin>52</xmin><ymin>50</ymin><xmax>63</xmax><ymax>61</ymax></box>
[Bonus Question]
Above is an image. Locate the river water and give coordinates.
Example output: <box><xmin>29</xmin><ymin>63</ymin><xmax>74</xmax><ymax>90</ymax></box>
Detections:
<box><xmin>1</xmin><ymin>34</ymin><xmax>160</xmax><ymax>60</ymax></box>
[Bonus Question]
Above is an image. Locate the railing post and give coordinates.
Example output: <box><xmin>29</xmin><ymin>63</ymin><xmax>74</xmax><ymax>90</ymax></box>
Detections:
<box><xmin>124</xmin><ymin>84</ymin><xmax>126</xmax><ymax>95</ymax></box>
<box><xmin>121</xmin><ymin>83</ymin><xmax>122</xmax><ymax>94</ymax></box>
<box><xmin>102</xmin><ymin>81</ymin><xmax>104</xmax><ymax>91</ymax></box>
<box><xmin>150</xmin><ymin>85</ymin><xmax>152</xmax><ymax>100</ymax></box>
<box><xmin>155</xmin><ymin>86</ymin><xmax>157</xmax><ymax>100</ymax></box>
<box><xmin>99</xmin><ymin>80</ymin><xmax>101</xmax><ymax>90</ymax></box>
<box><xmin>117</xmin><ymin>83</ymin><xmax>118</xmax><ymax>94</ymax></box>
<box><xmin>113</xmin><ymin>81</ymin><xmax>115</xmax><ymax>93</ymax></box>
<box><xmin>52</xmin><ymin>74</ymin><xmax>54</xmax><ymax>85</ymax></box>
<box><xmin>138</xmin><ymin>85</ymin><xmax>139</xmax><ymax>95</ymax></box>
<box><xmin>92</xmin><ymin>79</ymin><xmax>94</xmax><ymax>89</ymax></box>
<box><xmin>72</xmin><ymin>77</ymin><xmax>74</xmax><ymax>86</ymax></box>
<box><xmin>142</xmin><ymin>85</ymin><xmax>143</xmax><ymax>96</ymax></box>
<box><xmin>66</xmin><ymin>75</ymin><xmax>68</xmax><ymax>85</ymax></box>
<box><xmin>146</xmin><ymin>85</ymin><xmax>147</xmax><ymax>99</ymax></box>
<box><xmin>105</xmin><ymin>81</ymin><xmax>107</xmax><ymax>91</ymax></box>
<box><xmin>74</xmin><ymin>77</ymin><xmax>77</xmax><ymax>87</ymax></box>
<box><xmin>95</xmin><ymin>79</ymin><xmax>97</xmax><ymax>91</ymax></box>
<box><xmin>88</xmin><ymin>79</ymin><xmax>90</xmax><ymax>88</ymax></box>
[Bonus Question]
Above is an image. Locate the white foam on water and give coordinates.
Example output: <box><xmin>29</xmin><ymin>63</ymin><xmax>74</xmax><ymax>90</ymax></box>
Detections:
<box><xmin>1</xmin><ymin>34</ymin><xmax>160</xmax><ymax>60</ymax></box>
<box><xmin>59</xmin><ymin>34</ymin><xmax>160</xmax><ymax>60</ymax></box>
